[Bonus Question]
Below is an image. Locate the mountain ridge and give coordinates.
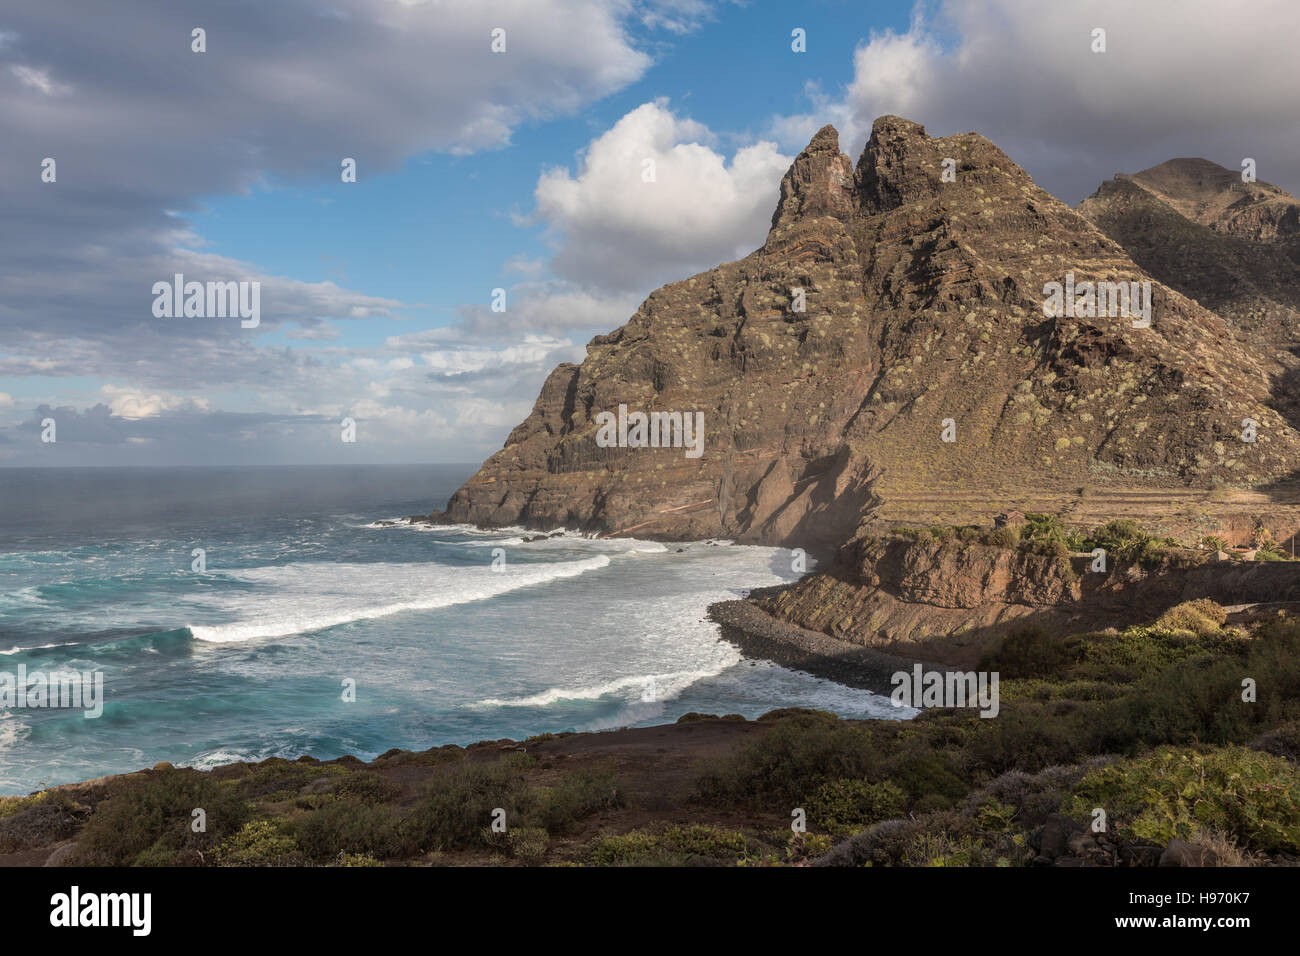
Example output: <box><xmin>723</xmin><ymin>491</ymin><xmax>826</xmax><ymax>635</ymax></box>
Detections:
<box><xmin>433</xmin><ymin>116</ymin><xmax>1300</xmax><ymax>557</ymax></box>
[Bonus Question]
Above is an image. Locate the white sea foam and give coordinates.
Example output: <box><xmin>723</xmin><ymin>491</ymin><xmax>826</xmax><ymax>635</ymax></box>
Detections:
<box><xmin>0</xmin><ymin>714</ymin><xmax>29</xmax><ymax>753</ymax></box>
<box><xmin>187</xmin><ymin>554</ymin><xmax>612</xmax><ymax>643</ymax></box>
<box><xmin>0</xmin><ymin>640</ymin><xmax>84</xmax><ymax>656</ymax></box>
<box><xmin>184</xmin><ymin>748</ymin><xmax>262</xmax><ymax>770</ymax></box>
<box><xmin>460</xmin><ymin>535</ymin><xmax>670</xmax><ymax>554</ymax></box>
<box><xmin>474</xmin><ymin>667</ymin><xmax>719</xmax><ymax>709</ymax></box>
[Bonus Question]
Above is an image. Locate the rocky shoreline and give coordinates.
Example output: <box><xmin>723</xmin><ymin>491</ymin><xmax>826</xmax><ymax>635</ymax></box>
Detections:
<box><xmin>708</xmin><ymin>586</ymin><xmax>934</xmax><ymax>694</ymax></box>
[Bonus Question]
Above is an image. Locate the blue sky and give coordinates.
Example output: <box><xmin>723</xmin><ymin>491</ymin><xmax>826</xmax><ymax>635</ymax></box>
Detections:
<box><xmin>187</xmin><ymin>1</ymin><xmax>915</xmax><ymax>356</ymax></box>
<box><xmin>2</xmin><ymin>0</ymin><xmax>1297</xmax><ymax>466</ymax></box>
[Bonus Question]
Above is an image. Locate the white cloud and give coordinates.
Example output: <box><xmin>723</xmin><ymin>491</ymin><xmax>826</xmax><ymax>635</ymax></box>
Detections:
<box><xmin>504</xmin><ymin>255</ymin><xmax>546</xmax><ymax>277</ymax></box>
<box><xmin>454</xmin><ymin>397</ymin><xmax>536</xmax><ymax>428</ymax></box>
<box><xmin>100</xmin><ymin>385</ymin><xmax>210</xmax><ymax>419</ymax></box>
<box><xmin>772</xmin><ymin>0</ymin><xmax>1300</xmax><ymax>202</ymax></box>
<box><xmin>533</xmin><ymin>100</ymin><xmax>792</xmax><ymax>292</ymax></box>
<box><xmin>453</xmin><ymin>284</ymin><xmax>643</xmax><ymax>340</ymax></box>
<box><xmin>636</xmin><ymin>0</ymin><xmax>718</xmax><ymax>34</ymax></box>
<box><xmin>410</xmin><ymin>335</ymin><xmax>573</xmax><ymax>377</ymax></box>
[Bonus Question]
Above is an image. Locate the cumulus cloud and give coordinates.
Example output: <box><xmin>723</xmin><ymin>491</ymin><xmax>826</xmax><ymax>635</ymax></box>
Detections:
<box><xmin>419</xmin><ymin>100</ymin><xmax>795</xmax><ymax>398</ymax></box>
<box><xmin>100</xmin><ymin>385</ymin><xmax>211</xmax><ymax>419</ymax></box>
<box><xmin>772</xmin><ymin>0</ymin><xmax>1300</xmax><ymax>203</ymax></box>
<box><xmin>452</xmin><ymin>284</ymin><xmax>644</xmax><ymax>341</ymax></box>
<box><xmin>462</xmin><ymin>99</ymin><xmax>792</xmax><ymax>361</ymax></box>
<box><xmin>532</xmin><ymin>100</ymin><xmax>792</xmax><ymax>292</ymax></box>
<box><xmin>420</xmin><ymin>100</ymin><xmax>793</xmax><ymax>394</ymax></box>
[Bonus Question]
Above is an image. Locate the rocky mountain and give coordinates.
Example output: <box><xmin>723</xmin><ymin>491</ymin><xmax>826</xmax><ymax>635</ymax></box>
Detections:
<box><xmin>435</xmin><ymin>116</ymin><xmax>1300</xmax><ymax>556</ymax></box>
<box><xmin>1106</xmin><ymin>157</ymin><xmax>1300</xmax><ymax>243</ymax></box>
<box><xmin>1077</xmin><ymin>159</ymin><xmax>1300</xmax><ymax>426</ymax></box>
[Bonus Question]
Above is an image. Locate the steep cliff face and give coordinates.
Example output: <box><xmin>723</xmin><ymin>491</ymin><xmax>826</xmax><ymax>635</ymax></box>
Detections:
<box><xmin>438</xmin><ymin>116</ymin><xmax>1300</xmax><ymax>551</ymax></box>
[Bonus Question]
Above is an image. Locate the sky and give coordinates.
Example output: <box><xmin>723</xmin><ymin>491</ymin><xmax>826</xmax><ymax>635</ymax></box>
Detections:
<box><xmin>2</xmin><ymin>0</ymin><xmax>1298</xmax><ymax>467</ymax></box>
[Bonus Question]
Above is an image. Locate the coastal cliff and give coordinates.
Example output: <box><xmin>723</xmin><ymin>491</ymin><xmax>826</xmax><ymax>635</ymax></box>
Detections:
<box><xmin>434</xmin><ymin>115</ymin><xmax>1300</xmax><ymax>555</ymax></box>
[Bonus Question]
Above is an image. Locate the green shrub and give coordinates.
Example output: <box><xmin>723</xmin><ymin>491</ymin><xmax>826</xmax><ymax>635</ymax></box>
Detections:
<box><xmin>698</xmin><ymin>716</ymin><xmax>879</xmax><ymax>806</ymax></box>
<box><xmin>1021</xmin><ymin>513</ymin><xmax>1067</xmax><ymax>546</ymax></box>
<box><xmin>211</xmin><ymin>819</ymin><xmax>302</xmax><ymax>866</ymax></box>
<box><xmin>878</xmin><ymin>743</ymin><xmax>971</xmax><ymax>809</ymax></box>
<box><xmin>79</xmin><ymin>767</ymin><xmax>251</xmax><ymax>866</ymax></box>
<box><xmin>506</xmin><ymin>827</ymin><xmax>550</xmax><ymax>864</ymax></box>
<box><xmin>903</xmin><ymin>828</ymin><xmax>983</xmax><ymax>867</ymax></box>
<box><xmin>406</xmin><ymin>754</ymin><xmax>537</xmax><ymax>852</ymax></box>
<box><xmin>589</xmin><ymin>825</ymin><xmax>750</xmax><ymax>866</ymax></box>
<box><xmin>804</xmin><ymin>778</ymin><xmax>906</xmax><ymax>833</ymax></box>
<box><xmin>984</xmin><ymin>525</ymin><xmax>1021</xmax><ymax>549</ymax></box>
<box><xmin>967</xmin><ymin>763</ymin><xmax>1094</xmax><ymax>829</ymax></box>
<box><xmin>1085</xmin><ymin>519</ymin><xmax>1178</xmax><ymax>566</ymax></box>
<box><xmin>536</xmin><ymin>766</ymin><xmax>622</xmax><ymax>832</ymax></box>
<box><xmin>292</xmin><ymin>801</ymin><xmax>412</xmax><ymax>862</ymax></box>
<box><xmin>236</xmin><ymin>759</ymin><xmax>347</xmax><ymax>801</ymax></box>
<box><xmin>1019</xmin><ymin>537</ymin><xmax>1069</xmax><ymax>561</ymax></box>
<box><xmin>1154</xmin><ymin>599</ymin><xmax>1227</xmax><ymax>636</ymax></box>
<box><xmin>336</xmin><ymin>772</ymin><xmax>401</xmax><ymax>806</ymax></box>
<box><xmin>0</xmin><ymin>791</ymin><xmax>53</xmax><ymax>821</ymax></box>
<box><xmin>1091</xmin><ymin>519</ymin><xmax>1146</xmax><ymax>551</ymax></box>
<box><xmin>587</xmin><ymin>830</ymin><xmax>661</xmax><ymax>866</ymax></box>
<box><xmin>981</xmin><ymin>626</ymin><xmax>1072</xmax><ymax>679</ymax></box>
<box><xmin>1064</xmin><ymin>747</ymin><xmax>1300</xmax><ymax>852</ymax></box>
<box><xmin>1256</xmin><ymin>542</ymin><xmax>1295</xmax><ymax>562</ymax></box>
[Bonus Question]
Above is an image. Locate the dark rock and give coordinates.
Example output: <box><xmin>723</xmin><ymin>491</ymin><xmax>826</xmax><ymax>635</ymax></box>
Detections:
<box><xmin>1033</xmin><ymin>813</ymin><xmax>1087</xmax><ymax>860</ymax></box>
<box><xmin>1067</xmin><ymin>830</ymin><xmax>1098</xmax><ymax>856</ymax></box>
<box><xmin>1159</xmin><ymin>838</ymin><xmax>1217</xmax><ymax>867</ymax></box>
<box><xmin>1120</xmin><ymin>841</ymin><xmax>1164</xmax><ymax>867</ymax></box>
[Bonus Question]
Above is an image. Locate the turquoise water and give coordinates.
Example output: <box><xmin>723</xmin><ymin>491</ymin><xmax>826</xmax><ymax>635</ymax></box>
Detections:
<box><xmin>0</xmin><ymin>465</ymin><xmax>899</xmax><ymax>795</ymax></box>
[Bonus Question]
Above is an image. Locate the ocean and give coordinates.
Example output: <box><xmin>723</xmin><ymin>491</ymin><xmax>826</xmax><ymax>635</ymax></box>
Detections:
<box><xmin>0</xmin><ymin>465</ymin><xmax>901</xmax><ymax>795</ymax></box>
